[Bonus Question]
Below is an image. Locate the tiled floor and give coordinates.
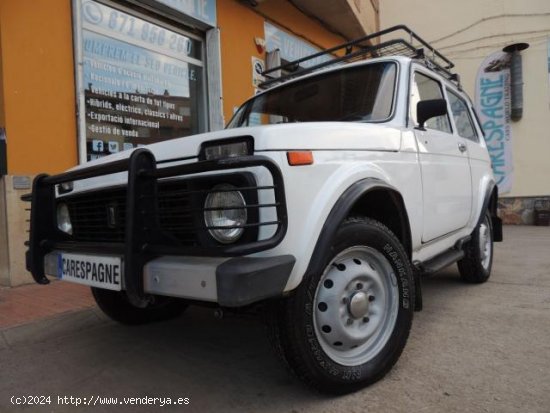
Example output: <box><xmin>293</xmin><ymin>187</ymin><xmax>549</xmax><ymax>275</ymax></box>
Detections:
<box><xmin>0</xmin><ymin>280</ymin><xmax>94</xmax><ymax>330</ymax></box>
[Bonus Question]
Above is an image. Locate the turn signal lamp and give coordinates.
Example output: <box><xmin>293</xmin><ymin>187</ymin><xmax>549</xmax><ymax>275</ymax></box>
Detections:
<box><xmin>287</xmin><ymin>151</ymin><xmax>314</xmax><ymax>166</ymax></box>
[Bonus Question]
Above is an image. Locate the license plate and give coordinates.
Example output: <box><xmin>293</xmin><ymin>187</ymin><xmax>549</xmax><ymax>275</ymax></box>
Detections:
<box><xmin>57</xmin><ymin>253</ymin><xmax>123</xmax><ymax>291</ymax></box>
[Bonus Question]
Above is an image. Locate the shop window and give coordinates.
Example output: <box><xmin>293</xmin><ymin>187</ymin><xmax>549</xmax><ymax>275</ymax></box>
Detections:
<box><xmin>74</xmin><ymin>0</ymin><xmax>207</xmax><ymax>161</ymax></box>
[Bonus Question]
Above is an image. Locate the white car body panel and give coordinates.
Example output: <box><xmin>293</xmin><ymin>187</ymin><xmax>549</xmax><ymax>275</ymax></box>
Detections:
<box><xmin>414</xmin><ymin>127</ymin><xmax>472</xmax><ymax>242</ymax></box>
<box><xmin>54</xmin><ymin>56</ymin><xmax>494</xmax><ymax>297</ymax></box>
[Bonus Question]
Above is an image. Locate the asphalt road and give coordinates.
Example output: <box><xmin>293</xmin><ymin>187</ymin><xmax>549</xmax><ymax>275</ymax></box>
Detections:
<box><xmin>1</xmin><ymin>225</ymin><xmax>549</xmax><ymax>413</ymax></box>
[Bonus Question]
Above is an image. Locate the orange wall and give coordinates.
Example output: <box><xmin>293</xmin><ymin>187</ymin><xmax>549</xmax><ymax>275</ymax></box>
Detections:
<box><xmin>0</xmin><ymin>0</ymin><xmax>348</xmax><ymax>173</ymax></box>
<box><xmin>0</xmin><ymin>16</ymin><xmax>5</xmax><ymax>129</ymax></box>
<box><xmin>0</xmin><ymin>0</ymin><xmax>77</xmax><ymax>174</ymax></box>
<box><xmin>217</xmin><ymin>0</ymin><xmax>346</xmax><ymax>123</ymax></box>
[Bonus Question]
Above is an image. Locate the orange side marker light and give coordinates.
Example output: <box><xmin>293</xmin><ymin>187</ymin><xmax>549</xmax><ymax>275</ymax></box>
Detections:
<box><xmin>287</xmin><ymin>151</ymin><xmax>314</xmax><ymax>166</ymax></box>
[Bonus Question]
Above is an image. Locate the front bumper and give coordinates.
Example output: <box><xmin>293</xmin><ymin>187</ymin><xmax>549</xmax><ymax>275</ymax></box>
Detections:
<box><xmin>26</xmin><ymin>148</ymin><xmax>289</xmax><ymax>306</ymax></box>
<box><xmin>43</xmin><ymin>251</ymin><xmax>295</xmax><ymax>307</ymax></box>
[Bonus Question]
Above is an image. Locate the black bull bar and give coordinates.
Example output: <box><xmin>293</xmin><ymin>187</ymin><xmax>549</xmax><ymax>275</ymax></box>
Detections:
<box><xmin>25</xmin><ymin>148</ymin><xmax>288</xmax><ymax>303</ymax></box>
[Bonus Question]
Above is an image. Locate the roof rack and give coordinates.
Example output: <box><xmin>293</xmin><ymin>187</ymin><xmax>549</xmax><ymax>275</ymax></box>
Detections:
<box><xmin>260</xmin><ymin>25</ymin><xmax>459</xmax><ymax>89</ymax></box>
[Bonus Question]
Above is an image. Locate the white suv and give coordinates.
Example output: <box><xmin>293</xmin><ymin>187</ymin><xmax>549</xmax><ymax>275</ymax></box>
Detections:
<box><xmin>26</xmin><ymin>27</ymin><xmax>502</xmax><ymax>394</ymax></box>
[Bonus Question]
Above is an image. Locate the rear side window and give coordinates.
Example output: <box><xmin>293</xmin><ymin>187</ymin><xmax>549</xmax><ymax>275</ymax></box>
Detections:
<box><xmin>447</xmin><ymin>90</ymin><xmax>478</xmax><ymax>141</ymax></box>
<box><xmin>410</xmin><ymin>72</ymin><xmax>452</xmax><ymax>133</ymax></box>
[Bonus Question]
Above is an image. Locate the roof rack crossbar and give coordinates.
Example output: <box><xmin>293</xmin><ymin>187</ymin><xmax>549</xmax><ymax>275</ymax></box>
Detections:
<box><xmin>263</xmin><ymin>25</ymin><xmax>405</xmax><ymax>76</ymax></box>
<box><xmin>260</xmin><ymin>38</ymin><xmax>418</xmax><ymax>89</ymax></box>
<box><xmin>260</xmin><ymin>25</ymin><xmax>457</xmax><ymax>88</ymax></box>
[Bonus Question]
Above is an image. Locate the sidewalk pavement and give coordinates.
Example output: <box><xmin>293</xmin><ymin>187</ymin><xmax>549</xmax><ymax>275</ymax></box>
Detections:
<box><xmin>0</xmin><ymin>225</ymin><xmax>549</xmax><ymax>413</ymax></box>
<box><xmin>0</xmin><ymin>224</ymin><xmax>548</xmax><ymax>333</ymax></box>
<box><xmin>0</xmin><ymin>280</ymin><xmax>94</xmax><ymax>330</ymax></box>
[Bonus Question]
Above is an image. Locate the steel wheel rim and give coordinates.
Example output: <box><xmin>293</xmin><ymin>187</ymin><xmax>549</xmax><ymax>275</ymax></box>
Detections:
<box><xmin>313</xmin><ymin>246</ymin><xmax>400</xmax><ymax>366</ymax></box>
<box><xmin>479</xmin><ymin>217</ymin><xmax>492</xmax><ymax>270</ymax></box>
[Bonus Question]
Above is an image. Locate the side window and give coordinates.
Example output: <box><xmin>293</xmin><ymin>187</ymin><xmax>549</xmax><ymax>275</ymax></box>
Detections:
<box><xmin>410</xmin><ymin>72</ymin><xmax>451</xmax><ymax>133</ymax></box>
<box><xmin>447</xmin><ymin>90</ymin><xmax>478</xmax><ymax>141</ymax></box>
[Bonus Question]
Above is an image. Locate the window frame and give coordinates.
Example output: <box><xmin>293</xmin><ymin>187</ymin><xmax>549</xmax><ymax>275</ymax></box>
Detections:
<box><xmin>409</xmin><ymin>67</ymin><xmax>453</xmax><ymax>134</ymax></box>
<box><xmin>446</xmin><ymin>87</ymin><xmax>480</xmax><ymax>142</ymax></box>
<box><xmin>72</xmin><ymin>0</ymin><xmax>209</xmax><ymax>164</ymax></box>
<box><xmin>227</xmin><ymin>60</ymin><xmax>401</xmax><ymax>128</ymax></box>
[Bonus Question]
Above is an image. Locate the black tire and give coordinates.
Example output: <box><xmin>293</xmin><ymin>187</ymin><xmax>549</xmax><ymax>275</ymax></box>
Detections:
<box><xmin>267</xmin><ymin>217</ymin><xmax>414</xmax><ymax>394</ymax></box>
<box><xmin>458</xmin><ymin>211</ymin><xmax>493</xmax><ymax>283</ymax></box>
<box><xmin>91</xmin><ymin>288</ymin><xmax>188</xmax><ymax>325</ymax></box>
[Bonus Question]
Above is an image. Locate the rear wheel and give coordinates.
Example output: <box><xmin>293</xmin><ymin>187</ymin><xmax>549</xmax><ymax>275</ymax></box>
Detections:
<box><xmin>458</xmin><ymin>212</ymin><xmax>493</xmax><ymax>283</ymax></box>
<box><xmin>267</xmin><ymin>217</ymin><xmax>414</xmax><ymax>394</ymax></box>
<box><xmin>91</xmin><ymin>288</ymin><xmax>188</xmax><ymax>325</ymax></box>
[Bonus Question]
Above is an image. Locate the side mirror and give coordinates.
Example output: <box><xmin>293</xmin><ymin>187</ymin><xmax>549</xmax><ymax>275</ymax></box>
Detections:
<box><xmin>416</xmin><ymin>99</ymin><xmax>448</xmax><ymax>130</ymax></box>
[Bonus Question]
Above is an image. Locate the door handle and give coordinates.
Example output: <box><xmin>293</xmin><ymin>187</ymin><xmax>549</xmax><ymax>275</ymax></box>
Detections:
<box><xmin>458</xmin><ymin>142</ymin><xmax>467</xmax><ymax>153</ymax></box>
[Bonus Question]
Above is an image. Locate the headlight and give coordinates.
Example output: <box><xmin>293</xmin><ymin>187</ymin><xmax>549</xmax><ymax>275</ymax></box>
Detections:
<box><xmin>204</xmin><ymin>184</ymin><xmax>247</xmax><ymax>244</ymax></box>
<box><xmin>57</xmin><ymin>203</ymin><xmax>73</xmax><ymax>235</ymax></box>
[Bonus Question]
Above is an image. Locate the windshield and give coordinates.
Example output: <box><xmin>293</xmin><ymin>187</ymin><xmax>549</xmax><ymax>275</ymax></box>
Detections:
<box><xmin>227</xmin><ymin>62</ymin><xmax>397</xmax><ymax>128</ymax></box>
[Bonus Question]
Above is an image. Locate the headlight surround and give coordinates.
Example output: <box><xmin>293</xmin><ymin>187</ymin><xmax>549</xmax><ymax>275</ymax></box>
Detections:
<box><xmin>201</xmin><ymin>138</ymin><xmax>252</xmax><ymax>161</ymax></box>
<box><xmin>57</xmin><ymin>181</ymin><xmax>74</xmax><ymax>194</ymax></box>
<box><xmin>57</xmin><ymin>203</ymin><xmax>73</xmax><ymax>235</ymax></box>
<box><xmin>204</xmin><ymin>184</ymin><xmax>247</xmax><ymax>244</ymax></box>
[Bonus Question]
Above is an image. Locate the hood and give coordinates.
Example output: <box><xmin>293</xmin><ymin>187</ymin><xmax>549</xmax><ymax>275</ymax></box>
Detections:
<box><xmin>73</xmin><ymin>122</ymin><xmax>401</xmax><ymax>171</ymax></box>
<box><xmin>63</xmin><ymin>122</ymin><xmax>401</xmax><ymax>194</ymax></box>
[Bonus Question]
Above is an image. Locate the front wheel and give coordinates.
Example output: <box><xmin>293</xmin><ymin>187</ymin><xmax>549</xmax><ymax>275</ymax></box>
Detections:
<box><xmin>457</xmin><ymin>212</ymin><xmax>493</xmax><ymax>283</ymax></box>
<box><xmin>91</xmin><ymin>288</ymin><xmax>188</xmax><ymax>325</ymax></box>
<box><xmin>268</xmin><ymin>217</ymin><xmax>414</xmax><ymax>394</ymax></box>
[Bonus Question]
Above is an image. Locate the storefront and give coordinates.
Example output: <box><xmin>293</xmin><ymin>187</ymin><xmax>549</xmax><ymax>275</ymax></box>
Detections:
<box><xmin>74</xmin><ymin>0</ymin><xmax>221</xmax><ymax>162</ymax></box>
<box><xmin>0</xmin><ymin>0</ymin><xmax>376</xmax><ymax>286</ymax></box>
